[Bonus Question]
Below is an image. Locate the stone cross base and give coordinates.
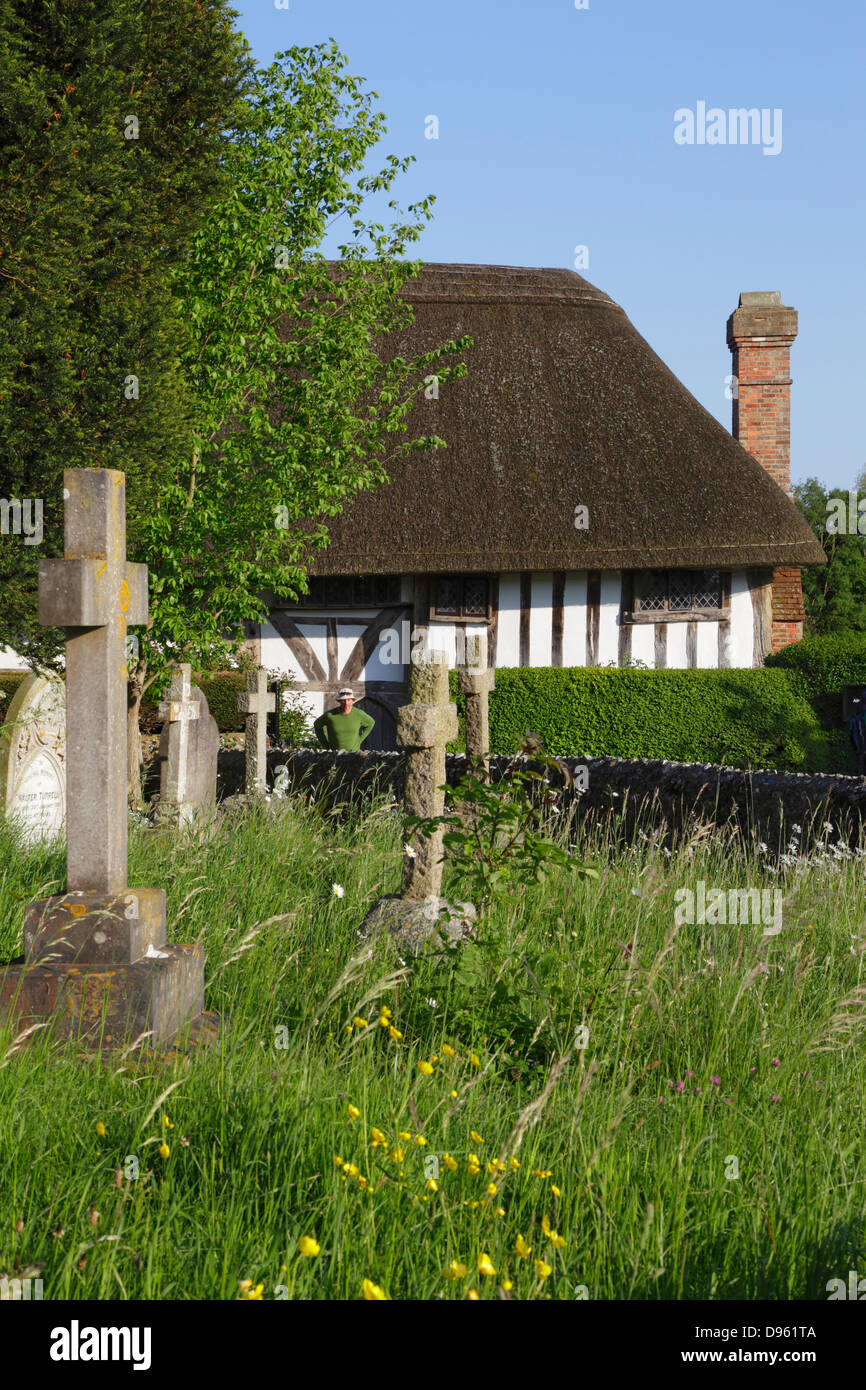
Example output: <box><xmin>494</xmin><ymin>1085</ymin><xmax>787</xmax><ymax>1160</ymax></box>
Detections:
<box><xmin>359</xmin><ymin>894</ymin><xmax>477</xmax><ymax>954</ymax></box>
<box><xmin>0</xmin><ymin>885</ymin><xmax>209</xmax><ymax>1049</ymax></box>
<box><xmin>0</xmin><ymin>943</ymin><xmax>205</xmax><ymax>1049</ymax></box>
<box><xmin>23</xmin><ymin>889</ymin><xmax>168</xmax><ymax>966</ymax></box>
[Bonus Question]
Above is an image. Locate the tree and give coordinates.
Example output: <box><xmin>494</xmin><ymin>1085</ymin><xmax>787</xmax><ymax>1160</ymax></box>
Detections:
<box><xmin>0</xmin><ymin>0</ymin><xmax>253</xmax><ymax>665</ymax></box>
<box><xmin>121</xmin><ymin>42</ymin><xmax>471</xmax><ymax>797</ymax></box>
<box><xmin>793</xmin><ymin>477</ymin><xmax>866</xmax><ymax>634</ymax></box>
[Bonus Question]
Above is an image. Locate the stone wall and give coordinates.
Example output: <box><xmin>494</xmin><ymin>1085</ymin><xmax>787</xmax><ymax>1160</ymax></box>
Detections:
<box><xmin>214</xmin><ymin>748</ymin><xmax>866</xmax><ymax>851</ymax></box>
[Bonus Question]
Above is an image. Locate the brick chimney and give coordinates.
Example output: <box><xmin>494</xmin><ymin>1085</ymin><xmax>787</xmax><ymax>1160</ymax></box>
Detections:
<box><xmin>726</xmin><ymin>291</ymin><xmax>804</xmax><ymax>653</ymax></box>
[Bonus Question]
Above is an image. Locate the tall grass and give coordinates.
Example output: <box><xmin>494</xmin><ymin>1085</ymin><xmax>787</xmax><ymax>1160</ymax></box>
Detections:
<box><xmin>0</xmin><ymin>793</ymin><xmax>864</xmax><ymax>1300</ymax></box>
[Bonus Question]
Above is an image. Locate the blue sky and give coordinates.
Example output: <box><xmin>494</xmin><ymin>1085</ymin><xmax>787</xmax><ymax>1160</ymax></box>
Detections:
<box><xmin>232</xmin><ymin>0</ymin><xmax>865</xmax><ymax>491</ymax></box>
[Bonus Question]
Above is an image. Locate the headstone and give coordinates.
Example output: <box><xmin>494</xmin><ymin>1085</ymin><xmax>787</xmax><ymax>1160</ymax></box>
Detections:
<box><xmin>155</xmin><ymin>665</ymin><xmax>219</xmax><ymax>826</ymax></box>
<box><xmin>238</xmin><ymin>668</ymin><xmax>276</xmax><ymax>796</ymax></box>
<box><xmin>360</xmin><ymin>650</ymin><xmax>476</xmax><ymax>952</ymax></box>
<box><xmin>0</xmin><ymin>674</ymin><xmax>66</xmax><ymax>844</ymax></box>
<box><xmin>0</xmin><ymin>469</ymin><xmax>209</xmax><ymax>1049</ymax></box>
<box><xmin>458</xmin><ymin>634</ymin><xmax>495</xmax><ymax>773</ymax></box>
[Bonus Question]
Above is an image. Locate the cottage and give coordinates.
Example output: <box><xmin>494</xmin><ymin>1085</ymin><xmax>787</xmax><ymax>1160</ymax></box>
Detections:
<box><xmin>246</xmin><ymin>265</ymin><xmax>824</xmax><ymax>750</ymax></box>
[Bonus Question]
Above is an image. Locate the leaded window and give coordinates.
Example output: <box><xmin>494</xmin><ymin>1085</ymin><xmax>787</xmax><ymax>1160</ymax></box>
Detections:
<box><xmin>288</xmin><ymin>575</ymin><xmax>401</xmax><ymax>607</ymax></box>
<box><xmin>432</xmin><ymin>575</ymin><xmax>490</xmax><ymax>619</ymax></box>
<box><xmin>633</xmin><ymin>570</ymin><xmax>722</xmax><ymax>617</ymax></box>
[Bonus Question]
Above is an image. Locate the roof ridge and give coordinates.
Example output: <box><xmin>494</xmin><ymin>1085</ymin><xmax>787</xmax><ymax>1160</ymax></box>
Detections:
<box><xmin>399</xmin><ymin>262</ymin><xmax>618</xmax><ymax>308</ymax></box>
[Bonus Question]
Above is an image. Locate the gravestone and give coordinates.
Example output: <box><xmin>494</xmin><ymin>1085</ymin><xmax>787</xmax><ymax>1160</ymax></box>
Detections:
<box><xmin>0</xmin><ymin>674</ymin><xmax>66</xmax><ymax>843</ymax></box>
<box><xmin>0</xmin><ymin>469</ymin><xmax>208</xmax><ymax>1049</ymax></box>
<box><xmin>155</xmin><ymin>665</ymin><xmax>219</xmax><ymax>826</ymax></box>
<box><xmin>360</xmin><ymin>650</ymin><xmax>476</xmax><ymax>951</ymax></box>
<box><xmin>238</xmin><ymin>668</ymin><xmax>275</xmax><ymax>797</ymax></box>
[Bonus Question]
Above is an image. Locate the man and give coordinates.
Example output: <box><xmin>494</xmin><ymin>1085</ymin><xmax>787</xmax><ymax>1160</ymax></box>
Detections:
<box><xmin>313</xmin><ymin>687</ymin><xmax>375</xmax><ymax>751</ymax></box>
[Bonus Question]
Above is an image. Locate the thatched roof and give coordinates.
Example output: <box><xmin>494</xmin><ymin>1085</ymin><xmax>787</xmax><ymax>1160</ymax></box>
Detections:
<box><xmin>307</xmin><ymin>264</ymin><xmax>825</xmax><ymax>575</ymax></box>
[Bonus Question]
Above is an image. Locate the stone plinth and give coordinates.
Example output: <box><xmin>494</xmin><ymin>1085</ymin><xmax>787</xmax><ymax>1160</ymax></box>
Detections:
<box><xmin>360</xmin><ymin>895</ymin><xmax>476</xmax><ymax>953</ymax></box>
<box><xmin>24</xmin><ymin>889</ymin><xmax>167</xmax><ymax>966</ymax></box>
<box><xmin>0</xmin><ymin>943</ymin><xmax>204</xmax><ymax>1047</ymax></box>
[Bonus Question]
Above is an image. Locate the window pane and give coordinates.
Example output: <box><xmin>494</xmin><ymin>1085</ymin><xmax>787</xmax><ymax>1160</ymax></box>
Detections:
<box><xmin>301</xmin><ymin>577</ymin><xmax>324</xmax><ymax>606</ymax></box>
<box><xmin>463</xmin><ymin>577</ymin><xmax>489</xmax><ymax>615</ymax></box>
<box><xmin>375</xmin><ymin>575</ymin><xmax>401</xmax><ymax>605</ymax></box>
<box><xmin>693</xmin><ymin>569</ymin><xmax>721</xmax><ymax>610</ymax></box>
<box><xmin>636</xmin><ymin>571</ymin><xmax>667</xmax><ymax>612</ymax></box>
<box><xmin>353</xmin><ymin>576</ymin><xmax>375</xmax><ymax>606</ymax></box>
<box><xmin>668</xmin><ymin>572</ymin><xmax>693</xmax><ymax>612</ymax></box>
<box><xmin>435</xmin><ymin>577</ymin><xmax>460</xmax><ymax>613</ymax></box>
<box><xmin>324</xmin><ymin>577</ymin><xmax>352</xmax><ymax>606</ymax></box>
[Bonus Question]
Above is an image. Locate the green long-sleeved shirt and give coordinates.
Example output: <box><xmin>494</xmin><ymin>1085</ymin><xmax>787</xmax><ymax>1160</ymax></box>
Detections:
<box><xmin>313</xmin><ymin>706</ymin><xmax>375</xmax><ymax>751</ymax></box>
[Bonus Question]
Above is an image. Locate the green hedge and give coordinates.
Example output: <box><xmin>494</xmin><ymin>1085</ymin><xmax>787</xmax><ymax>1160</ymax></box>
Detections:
<box><xmin>448</xmin><ymin>666</ymin><xmax>839</xmax><ymax>773</ymax></box>
<box><xmin>765</xmin><ymin>633</ymin><xmax>866</xmax><ymax>776</ymax></box>
<box><xmin>142</xmin><ymin>671</ymin><xmax>247</xmax><ymax>733</ymax></box>
<box><xmin>7</xmin><ymin>650</ymin><xmax>862</xmax><ymax>772</ymax></box>
<box><xmin>765</xmin><ymin>632</ymin><xmax>866</xmax><ymax>713</ymax></box>
<box><xmin>142</xmin><ymin>671</ymin><xmax>309</xmax><ymax>743</ymax></box>
<box><xmin>195</xmin><ymin>672</ymin><xmax>246</xmax><ymax>733</ymax></box>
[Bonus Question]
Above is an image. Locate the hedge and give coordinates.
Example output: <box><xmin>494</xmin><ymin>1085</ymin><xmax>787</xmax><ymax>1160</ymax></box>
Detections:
<box><xmin>765</xmin><ymin>632</ymin><xmax>866</xmax><ymax>713</ymax></box>
<box><xmin>763</xmin><ymin>633</ymin><xmax>866</xmax><ymax>776</ymax></box>
<box><xmin>448</xmin><ymin>666</ymin><xmax>839</xmax><ymax>773</ymax></box>
<box><xmin>5</xmin><ymin>649</ymin><xmax>862</xmax><ymax>772</ymax></box>
<box><xmin>141</xmin><ymin>671</ymin><xmax>308</xmax><ymax>743</ymax></box>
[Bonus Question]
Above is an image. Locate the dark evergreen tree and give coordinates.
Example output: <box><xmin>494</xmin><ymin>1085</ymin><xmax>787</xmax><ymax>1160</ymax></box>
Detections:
<box><xmin>0</xmin><ymin>0</ymin><xmax>252</xmax><ymax>665</ymax></box>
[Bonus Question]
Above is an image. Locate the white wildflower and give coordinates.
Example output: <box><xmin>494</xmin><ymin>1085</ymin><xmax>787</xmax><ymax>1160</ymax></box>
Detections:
<box><xmin>331</xmin><ymin>883</ymin><xmax>345</xmax><ymax>899</ymax></box>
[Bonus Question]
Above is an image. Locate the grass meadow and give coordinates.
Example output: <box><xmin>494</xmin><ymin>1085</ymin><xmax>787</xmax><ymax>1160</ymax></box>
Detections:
<box><xmin>1</xmin><ymin>789</ymin><xmax>865</xmax><ymax>1301</ymax></box>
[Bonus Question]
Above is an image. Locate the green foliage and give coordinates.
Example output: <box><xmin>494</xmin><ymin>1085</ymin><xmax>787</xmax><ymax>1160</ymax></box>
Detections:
<box><xmin>0</xmin><ymin>673</ymin><xmax>26</xmax><ymax>718</ymax></box>
<box><xmin>2</xmin><ymin>795</ymin><xmax>865</xmax><ymax>1299</ymax></box>
<box><xmin>478</xmin><ymin>666</ymin><xmax>833</xmax><ymax>771</ymax></box>
<box><xmin>793</xmin><ymin>478</ymin><xmax>866</xmax><ymax>635</ymax></box>
<box><xmin>405</xmin><ymin>733</ymin><xmax>597</xmax><ymax>917</ymax></box>
<box><xmin>405</xmin><ymin>735</ymin><xmax>598</xmax><ymax>1069</ymax></box>
<box><xmin>0</xmin><ymin>0</ymin><xmax>253</xmax><ymax>668</ymax></box>
<box><xmin>131</xmin><ymin>42</ymin><xmax>471</xmax><ymax>699</ymax></box>
<box><xmin>765</xmin><ymin>630</ymin><xmax>866</xmax><ymax>706</ymax></box>
<box><xmin>141</xmin><ymin>669</ymin><xmax>312</xmax><ymax>746</ymax></box>
<box><xmin>766</xmin><ymin>633</ymin><xmax>866</xmax><ymax>770</ymax></box>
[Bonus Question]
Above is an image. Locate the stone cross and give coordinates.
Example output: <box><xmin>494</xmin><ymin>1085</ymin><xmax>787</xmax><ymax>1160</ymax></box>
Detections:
<box><xmin>238</xmin><ymin>668</ymin><xmax>276</xmax><ymax>796</ymax></box>
<box><xmin>0</xmin><ymin>469</ymin><xmax>207</xmax><ymax>1047</ymax></box>
<box><xmin>38</xmin><ymin>469</ymin><xmax>148</xmax><ymax>893</ymax></box>
<box><xmin>156</xmin><ymin>664</ymin><xmax>200</xmax><ymax>822</ymax></box>
<box><xmin>397</xmin><ymin>650</ymin><xmax>458</xmax><ymax>900</ymax></box>
<box><xmin>458</xmin><ymin>634</ymin><xmax>495</xmax><ymax>772</ymax></box>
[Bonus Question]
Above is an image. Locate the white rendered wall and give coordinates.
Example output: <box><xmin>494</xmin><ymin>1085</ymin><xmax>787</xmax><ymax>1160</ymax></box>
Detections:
<box><xmin>629</xmin><ymin>620</ymin><xmax>655</xmax><ymax>668</ymax></box>
<box><xmin>0</xmin><ymin>646</ymin><xmax>30</xmax><ymax>671</ymax></box>
<box><xmin>529</xmin><ymin>573</ymin><xmax>553</xmax><ymax>666</ymax></box>
<box><xmin>562</xmin><ymin>572</ymin><xmax>587</xmax><ymax>665</ymax></box>
<box><xmin>729</xmin><ymin>570</ymin><xmax>754</xmax><ymax>667</ymax></box>
<box><xmin>597</xmin><ymin>572</ymin><xmax>621</xmax><ymax>666</ymax></box>
<box><xmin>496</xmin><ymin>574</ymin><xmax>521</xmax><ymax>666</ymax></box>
